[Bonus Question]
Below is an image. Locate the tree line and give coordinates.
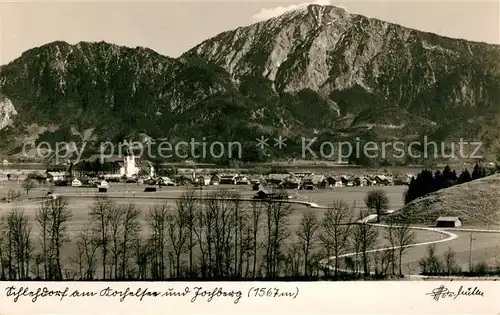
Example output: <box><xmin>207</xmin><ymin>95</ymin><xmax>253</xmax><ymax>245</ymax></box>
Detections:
<box><xmin>418</xmin><ymin>243</ymin><xmax>500</xmax><ymax>277</ymax></box>
<box><xmin>0</xmin><ymin>188</ymin><xmax>416</xmax><ymax>281</ymax></box>
<box><xmin>404</xmin><ymin>164</ymin><xmax>493</xmax><ymax>204</ymax></box>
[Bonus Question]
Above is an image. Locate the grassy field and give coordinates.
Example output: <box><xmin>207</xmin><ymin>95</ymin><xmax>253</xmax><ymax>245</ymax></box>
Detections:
<box><xmin>387</xmin><ymin>174</ymin><xmax>500</xmax><ymax>229</ymax></box>
<box><xmin>1</xmin><ymin>181</ymin><xmax>499</xmax><ymax>276</ymax></box>
<box><xmin>400</xmin><ymin>231</ymin><xmax>500</xmax><ymax>273</ymax></box>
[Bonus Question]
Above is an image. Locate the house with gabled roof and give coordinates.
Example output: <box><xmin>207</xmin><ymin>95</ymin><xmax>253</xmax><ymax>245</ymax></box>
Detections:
<box><xmin>340</xmin><ymin>175</ymin><xmax>355</xmax><ymax>187</ymax></box>
<box><xmin>267</xmin><ymin>173</ymin><xmax>289</xmax><ymax>185</ymax></box>
<box><xmin>354</xmin><ymin>176</ymin><xmax>368</xmax><ymax>187</ymax></box>
<box><xmin>281</xmin><ymin>175</ymin><xmax>300</xmax><ymax>189</ymax></box>
<box><xmin>71</xmin><ymin>178</ymin><xmax>82</xmax><ymax>187</ymax></box>
<box><xmin>254</xmin><ymin>184</ymin><xmax>288</xmax><ymax>199</ymax></box>
<box><xmin>302</xmin><ymin>174</ymin><xmax>325</xmax><ymax>185</ymax></box>
<box><xmin>219</xmin><ymin>174</ymin><xmax>238</xmax><ymax>184</ymax></box>
<box><xmin>47</xmin><ymin>171</ymin><xmax>70</xmax><ymax>183</ymax></box>
<box><xmin>236</xmin><ymin>175</ymin><xmax>250</xmax><ymax>185</ymax></box>
<box><xmin>436</xmin><ymin>217</ymin><xmax>462</xmax><ymax>228</ymax></box>
<box><xmin>248</xmin><ymin>174</ymin><xmax>265</xmax><ymax>184</ymax></box>
<box><xmin>375</xmin><ymin>175</ymin><xmax>394</xmax><ymax>186</ymax></box>
<box><xmin>293</xmin><ymin>171</ymin><xmax>313</xmax><ymax>179</ymax></box>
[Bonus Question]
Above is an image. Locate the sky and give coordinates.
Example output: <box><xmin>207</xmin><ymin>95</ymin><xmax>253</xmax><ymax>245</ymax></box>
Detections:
<box><xmin>0</xmin><ymin>0</ymin><xmax>499</xmax><ymax>65</ymax></box>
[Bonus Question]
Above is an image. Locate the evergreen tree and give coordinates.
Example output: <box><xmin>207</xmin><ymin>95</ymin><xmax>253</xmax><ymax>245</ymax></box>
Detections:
<box><xmin>471</xmin><ymin>163</ymin><xmax>479</xmax><ymax>180</ymax></box>
<box><xmin>458</xmin><ymin>169</ymin><xmax>472</xmax><ymax>184</ymax></box>
<box><xmin>480</xmin><ymin>166</ymin><xmax>487</xmax><ymax>178</ymax></box>
<box><xmin>404</xmin><ymin>167</ymin><xmax>463</xmax><ymax>204</ymax></box>
<box><xmin>442</xmin><ymin>165</ymin><xmax>457</xmax><ymax>188</ymax></box>
<box><xmin>433</xmin><ymin>170</ymin><xmax>444</xmax><ymax>191</ymax></box>
<box><xmin>421</xmin><ymin>169</ymin><xmax>434</xmax><ymax>195</ymax></box>
<box><xmin>404</xmin><ymin>177</ymin><xmax>418</xmax><ymax>204</ymax></box>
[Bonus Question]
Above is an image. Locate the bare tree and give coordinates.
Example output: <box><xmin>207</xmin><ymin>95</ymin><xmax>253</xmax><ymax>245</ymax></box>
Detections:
<box><xmin>35</xmin><ymin>201</ymin><xmax>51</xmax><ymax>279</ymax></box>
<box><xmin>353</xmin><ymin>211</ymin><xmax>379</xmax><ymax>276</ymax></box>
<box><xmin>443</xmin><ymin>246</ymin><xmax>457</xmax><ymax>276</ymax></box>
<box><xmin>394</xmin><ymin>221</ymin><xmax>415</xmax><ymax>276</ymax></box>
<box><xmin>0</xmin><ymin>213</ymin><xmax>14</xmax><ymax>279</ymax></box>
<box><xmin>7</xmin><ymin>189</ymin><xmax>19</xmax><ymax>202</ymax></box>
<box><xmin>22</xmin><ymin>179</ymin><xmax>36</xmax><ymax>195</ymax></box>
<box><xmin>379</xmin><ymin>250</ymin><xmax>393</xmax><ymax>276</ymax></box>
<box><xmin>108</xmin><ymin>205</ymin><xmax>125</xmax><ymax>279</ymax></box>
<box><xmin>308</xmin><ymin>252</ymin><xmax>324</xmax><ymax>278</ymax></box>
<box><xmin>241</xmin><ymin>223</ymin><xmax>253</xmax><ymax>278</ymax></box>
<box><xmin>193</xmin><ymin>204</ymin><xmax>211</xmax><ymax>278</ymax></box>
<box><xmin>120</xmin><ymin>203</ymin><xmax>141</xmax><ymax>279</ymax></box>
<box><xmin>284</xmin><ymin>242</ymin><xmax>303</xmax><ymax>277</ymax></box>
<box><xmin>263</xmin><ymin>196</ymin><xmax>292</xmax><ymax>278</ymax></box>
<box><xmin>89</xmin><ymin>196</ymin><xmax>114</xmax><ymax>279</ymax></box>
<box><xmin>0</xmin><ymin>218</ymin><xmax>6</xmax><ymax>279</ymax></box>
<box><xmin>32</xmin><ymin>253</ymin><xmax>43</xmax><ymax>279</ymax></box>
<box><xmin>204</xmin><ymin>189</ymin><xmax>237</xmax><ymax>278</ymax></box>
<box><xmin>176</xmin><ymin>188</ymin><xmax>199</xmax><ymax>277</ymax></box>
<box><xmin>3</xmin><ymin>208</ymin><xmax>33</xmax><ymax>279</ymax></box>
<box><xmin>134</xmin><ymin>237</ymin><xmax>151</xmax><ymax>280</ymax></box>
<box><xmin>424</xmin><ymin>244</ymin><xmax>443</xmax><ymax>275</ymax></box>
<box><xmin>46</xmin><ymin>197</ymin><xmax>72</xmax><ymax>280</ymax></box>
<box><xmin>228</xmin><ymin>191</ymin><xmax>244</xmax><ymax>278</ymax></box>
<box><xmin>248</xmin><ymin>200</ymin><xmax>264</xmax><ymax>278</ymax></box>
<box><xmin>167</xmin><ymin>205</ymin><xmax>189</xmax><ymax>278</ymax></box>
<box><xmin>74</xmin><ymin>224</ymin><xmax>100</xmax><ymax>280</ymax></box>
<box><xmin>351</xmin><ymin>228</ymin><xmax>361</xmax><ymax>274</ymax></box>
<box><xmin>383</xmin><ymin>219</ymin><xmax>397</xmax><ymax>276</ymax></box>
<box><xmin>147</xmin><ymin>204</ymin><xmax>170</xmax><ymax>279</ymax></box>
<box><xmin>297</xmin><ymin>211</ymin><xmax>319</xmax><ymax>277</ymax></box>
<box><xmin>320</xmin><ymin>200</ymin><xmax>353</xmax><ymax>277</ymax></box>
<box><xmin>364</xmin><ymin>189</ymin><xmax>389</xmax><ymax>223</ymax></box>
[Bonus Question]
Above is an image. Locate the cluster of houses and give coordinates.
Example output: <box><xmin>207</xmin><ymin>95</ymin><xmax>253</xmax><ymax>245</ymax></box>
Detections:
<box><xmin>38</xmin><ymin>162</ymin><xmax>416</xmax><ymax>190</ymax></box>
<box><xmin>38</xmin><ymin>170</ymin><xmax>413</xmax><ymax>192</ymax></box>
<box><xmin>260</xmin><ymin>172</ymin><xmax>406</xmax><ymax>189</ymax></box>
<box><xmin>6</xmin><ymin>155</ymin><xmax>415</xmax><ymax>192</ymax></box>
<box><xmin>138</xmin><ymin>171</ymin><xmax>412</xmax><ymax>190</ymax></box>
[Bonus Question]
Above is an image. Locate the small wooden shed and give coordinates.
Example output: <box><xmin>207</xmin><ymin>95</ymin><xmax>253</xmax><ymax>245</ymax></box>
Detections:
<box><xmin>436</xmin><ymin>216</ymin><xmax>462</xmax><ymax>228</ymax></box>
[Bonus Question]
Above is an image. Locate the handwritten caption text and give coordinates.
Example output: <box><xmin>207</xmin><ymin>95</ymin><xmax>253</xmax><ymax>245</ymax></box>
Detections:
<box><xmin>4</xmin><ymin>285</ymin><xmax>299</xmax><ymax>304</ymax></box>
<box><xmin>426</xmin><ymin>285</ymin><xmax>484</xmax><ymax>301</ymax></box>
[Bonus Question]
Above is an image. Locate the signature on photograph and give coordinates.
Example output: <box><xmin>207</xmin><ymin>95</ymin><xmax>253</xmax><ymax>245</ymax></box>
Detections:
<box><xmin>426</xmin><ymin>285</ymin><xmax>484</xmax><ymax>301</ymax></box>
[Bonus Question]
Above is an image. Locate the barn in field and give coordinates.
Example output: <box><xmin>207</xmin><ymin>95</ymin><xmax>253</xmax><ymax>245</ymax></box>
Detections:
<box><xmin>436</xmin><ymin>217</ymin><xmax>462</xmax><ymax>228</ymax></box>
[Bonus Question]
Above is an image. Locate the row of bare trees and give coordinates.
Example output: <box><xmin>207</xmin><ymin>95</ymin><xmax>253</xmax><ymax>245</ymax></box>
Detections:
<box><xmin>0</xmin><ymin>188</ymin><xmax>416</xmax><ymax>280</ymax></box>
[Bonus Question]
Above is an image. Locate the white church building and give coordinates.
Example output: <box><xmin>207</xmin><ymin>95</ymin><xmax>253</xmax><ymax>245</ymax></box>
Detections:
<box><xmin>120</xmin><ymin>156</ymin><xmax>139</xmax><ymax>178</ymax></box>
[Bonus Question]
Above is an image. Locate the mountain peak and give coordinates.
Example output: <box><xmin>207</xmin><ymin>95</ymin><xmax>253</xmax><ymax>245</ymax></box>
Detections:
<box><xmin>306</xmin><ymin>3</ymin><xmax>348</xmax><ymax>14</ymax></box>
<box><xmin>276</xmin><ymin>3</ymin><xmax>349</xmax><ymax>24</ymax></box>
<box><xmin>2</xmin><ymin>6</ymin><xmax>500</xmax><ymax>164</ymax></box>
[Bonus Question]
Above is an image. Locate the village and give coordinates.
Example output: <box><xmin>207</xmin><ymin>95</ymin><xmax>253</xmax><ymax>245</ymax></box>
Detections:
<box><xmin>1</xmin><ymin>156</ymin><xmax>414</xmax><ymax>194</ymax></box>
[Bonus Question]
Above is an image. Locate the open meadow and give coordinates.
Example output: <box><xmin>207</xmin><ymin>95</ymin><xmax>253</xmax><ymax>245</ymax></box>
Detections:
<box><xmin>399</xmin><ymin>231</ymin><xmax>500</xmax><ymax>273</ymax></box>
<box><xmin>1</xmin><ymin>181</ymin><xmax>408</xmax><ymax>231</ymax></box>
<box><xmin>1</xmin><ymin>180</ymin><xmax>499</xmax><ymax>278</ymax></box>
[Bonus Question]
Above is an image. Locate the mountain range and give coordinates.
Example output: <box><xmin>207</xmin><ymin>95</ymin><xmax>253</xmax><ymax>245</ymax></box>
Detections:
<box><xmin>1</xmin><ymin>4</ymin><xmax>500</xmax><ymax>165</ymax></box>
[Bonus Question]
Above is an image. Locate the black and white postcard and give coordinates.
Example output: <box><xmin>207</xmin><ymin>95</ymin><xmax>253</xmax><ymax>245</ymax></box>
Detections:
<box><xmin>0</xmin><ymin>0</ymin><xmax>499</xmax><ymax>314</ymax></box>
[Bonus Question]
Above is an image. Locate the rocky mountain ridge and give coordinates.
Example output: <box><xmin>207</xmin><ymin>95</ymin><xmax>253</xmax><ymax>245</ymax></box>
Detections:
<box><xmin>1</xmin><ymin>4</ymin><xmax>500</xmax><ymax>164</ymax></box>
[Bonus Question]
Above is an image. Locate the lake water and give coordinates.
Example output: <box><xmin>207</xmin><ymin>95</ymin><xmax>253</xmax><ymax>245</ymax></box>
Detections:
<box><xmin>0</xmin><ymin>162</ymin><xmax>433</xmax><ymax>175</ymax></box>
<box><xmin>0</xmin><ymin>164</ymin><xmax>47</xmax><ymax>172</ymax></box>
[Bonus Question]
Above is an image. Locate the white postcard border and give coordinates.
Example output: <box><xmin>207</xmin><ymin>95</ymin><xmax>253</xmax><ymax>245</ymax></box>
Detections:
<box><xmin>0</xmin><ymin>281</ymin><xmax>499</xmax><ymax>314</ymax></box>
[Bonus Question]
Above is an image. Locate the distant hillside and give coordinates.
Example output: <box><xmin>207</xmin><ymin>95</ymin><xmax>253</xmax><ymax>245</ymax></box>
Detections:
<box><xmin>2</xmin><ymin>4</ymin><xmax>500</xmax><ymax>164</ymax></box>
<box><xmin>385</xmin><ymin>174</ymin><xmax>500</xmax><ymax>227</ymax></box>
<box><xmin>186</xmin><ymin>4</ymin><xmax>500</xmax><ymax>162</ymax></box>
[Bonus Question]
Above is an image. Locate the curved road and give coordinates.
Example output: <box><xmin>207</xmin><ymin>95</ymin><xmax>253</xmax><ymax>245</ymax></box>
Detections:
<box><xmin>304</xmin><ymin>202</ymin><xmax>500</xmax><ymax>277</ymax></box>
